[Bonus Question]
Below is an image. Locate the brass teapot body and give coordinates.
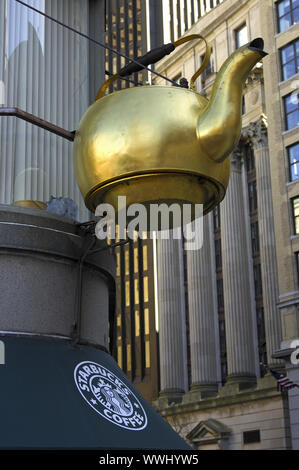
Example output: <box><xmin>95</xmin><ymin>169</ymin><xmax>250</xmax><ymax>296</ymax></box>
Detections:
<box><xmin>73</xmin><ymin>37</ymin><xmax>267</xmax><ymax>219</ymax></box>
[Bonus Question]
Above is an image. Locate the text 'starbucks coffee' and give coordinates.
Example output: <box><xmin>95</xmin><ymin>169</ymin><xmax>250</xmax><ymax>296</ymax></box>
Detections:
<box><xmin>74</xmin><ymin>361</ymin><xmax>148</xmax><ymax>431</ymax></box>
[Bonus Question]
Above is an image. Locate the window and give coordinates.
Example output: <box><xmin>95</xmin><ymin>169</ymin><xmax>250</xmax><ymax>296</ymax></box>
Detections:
<box><xmin>116</xmin><ymin>252</ymin><xmax>120</xmax><ymax>276</ymax></box>
<box><xmin>134</xmin><ymin>247</ymin><xmax>138</xmax><ymax>273</ymax></box>
<box><xmin>245</xmin><ymin>145</ymin><xmax>255</xmax><ymax>172</ymax></box>
<box><xmin>125</xmin><ymin>249</ymin><xmax>129</xmax><ymax>275</ymax></box>
<box><xmin>219</xmin><ymin>320</ymin><xmax>226</xmax><ymax>352</ymax></box>
<box><xmin>217</xmin><ymin>278</ymin><xmax>224</xmax><ymax>309</ymax></box>
<box><xmin>213</xmin><ymin>206</ymin><xmax>221</xmax><ymax>231</ymax></box>
<box><xmin>284</xmin><ymin>92</ymin><xmax>299</xmax><ymax>129</ymax></box>
<box><xmin>248</xmin><ymin>182</ymin><xmax>258</xmax><ymax>213</ymax></box>
<box><xmin>127</xmin><ymin>344</ymin><xmax>131</xmax><ymax>372</ymax></box>
<box><xmin>143</xmin><ymin>276</ymin><xmax>149</xmax><ymax>302</ymax></box>
<box><xmin>253</xmin><ymin>264</ymin><xmax>263</xmax><ymax>298</ymax></box>
<box><xmin>144</xmin><ymin>308</ymin><xmax>150</xmax><ymax>335</ymax></box>
<box><xmin>277</xmin><ymin>0</ymin><xmax>299</xmax><ymax>33</ymax></box>
<box><xmin>251</xmin><ymin>222</ymin><xmax>260</xmax><ymax>256</ymax></box>
<box><xmin>235</xmin><ymin>24</ymin><xmax>248</xmax><ymax>49</ymax></box>
<box><xmin>200</xmin><ymin>48</ymin><xmax>214</xmax><ymax>84</ymax></box>
<box><xmin>143</xmin><ymin>245</ymin><xmax>148</xmax><ymax>271</ymax></box>
<box><xmin>288</xmin><ymin>142</ymin><xmax>299</xmax><ymax>180</ymax></box>
<box><xmin>280</xmin><ymin>39</ymin><xmax>299</xmax><ymax>80</ymax></box>
<box><xmin>215</xmin><ymin>239</ymin><xmax>222</xmax><ymax>269</ymax></box>
<box><xmin>292</xmin><ymin>197</ymin><xmax>299</xmax><ymax>234</ymax></box>
<box><xmin>285</xmin><ymin>93</ymin><xmax>299</xmax><ymax>130</ymax></box>
<box><xmin>134</xmin><ymin>279</ymin><xmax>139</xmax><ymax>304</ymax></box>
<box><xmin>135</xmin><ymin>310</ymin><xmax>140</xmax><ymax>336</ymax></box>
<box><xmin>125</xmin><ymin>281</ymin><xmax>130</xmax><ymax>306</ymax></box>
<box><xmin>256</xmin><ymin>308</ymin><xmax>267</xmax><ymax>370</ymax></box>
<box><xmin>243</xmin><ymin>430</ymin><xmax>261</xmax><ymax>444</ymax></box>
<box><xmin>221</xmin><ymin>362</ymin><xmax>227</xmax><ymax>380</ymax></box>
<box><xmin>117</xmin><ymin>345</ymin><xmax>122</xmax><ymax>369</ymax></box>
<box><xmin>145</xmin><ymin>340</ymin><xmax>150</xmax><ymax>368</ymax></box>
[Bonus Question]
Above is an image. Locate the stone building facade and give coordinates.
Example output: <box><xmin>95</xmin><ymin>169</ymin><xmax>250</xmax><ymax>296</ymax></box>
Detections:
<box><xmin>146</xmin><ymin>0</ymin><xmax>299</xmax><ymax>450</ymax></box>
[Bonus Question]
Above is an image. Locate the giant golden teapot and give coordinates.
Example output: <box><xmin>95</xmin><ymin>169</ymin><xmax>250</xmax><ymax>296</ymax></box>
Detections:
<box><xmin>73</xmin><ymin>36</ymin><xmax>267</xmax><ymax>220</ymax></box>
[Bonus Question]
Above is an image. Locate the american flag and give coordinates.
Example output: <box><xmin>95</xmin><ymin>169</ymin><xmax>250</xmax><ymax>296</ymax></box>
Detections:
<box><xmin>269</xmin><ymin>368</ymin><xmax>299</xmax><ymax>392</ymax></box>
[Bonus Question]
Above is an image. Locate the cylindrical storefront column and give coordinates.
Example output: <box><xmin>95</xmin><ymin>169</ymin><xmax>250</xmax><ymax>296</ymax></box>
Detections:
<box><xmin>0</xmin><ymin>205</ymin><xmax>190</xmax><ymax>450</ymax></box>
<box><xmin>244</xmin><ymin>117</ymin><xmax>282</xmax><ymax>367</ymax></box>
<box><xmin>221</xmin><ymin>148</ymin><xmax>257</xmax><ymax>387</ymax></box>
<box><xmin>186</xmin><ymin>216</ymin><xmax>219</xmax><ymax>397</ymax></box>
<box><xmin>156</xmin><ymin>229</ymin><xmax>188</xmax><ymax>403</ymax></box>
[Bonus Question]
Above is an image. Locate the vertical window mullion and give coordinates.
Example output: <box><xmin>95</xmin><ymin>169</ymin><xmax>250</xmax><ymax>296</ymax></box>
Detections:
<box><xmin>132</xmin><ymin>0</ymin><xmax>138</xmax><ymax>86</ymax></box>
<box><xmin>292</xmin><ymin>197</ymin><xmax>299</xmax><ymax>234</ymax></box>
<box><xmin>284</xmin><ymin>92</ymin><xmax>299</xmax><ymax>130</ymax></box>
<box><xmin>138</xmin><ymin>238</ymin><xmax>146</xmax><ymax>379</ymax></box>
<box><xmin>177</xmin><ymin>0</ymin><xmax>181</xmax><ymax>38</ymax></box>
<box><xmin>190</xmin><ymin>0</ymin><xmax>195</xmax><ymax>24</ymax></box>
<box><xmin>129</xmin><ymin>240</ymin><xmax>136</xmax><ymax>380</ymax></box>
<box><xmin>120</xmin><ymin>244</ymin><xmax>127</xmax><ymax>373</ymax></box>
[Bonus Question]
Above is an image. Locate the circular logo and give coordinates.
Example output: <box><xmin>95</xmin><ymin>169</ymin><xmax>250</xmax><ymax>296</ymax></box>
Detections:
<box><xmin>74</xmin><ymin>361</ymin><xmax>148</xmax><ymax>431</ymax></box>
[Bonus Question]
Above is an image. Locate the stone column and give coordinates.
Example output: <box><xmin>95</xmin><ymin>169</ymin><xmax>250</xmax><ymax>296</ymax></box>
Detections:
<box><xmin>156</xmin><ymin>229</ymin><xmax>188</xmax><ymax>403</ymax></box>
<box><xmin>186</xmin><ymin>215</ymin><xmax>219</xmax><ymax>398</ymax></box>
<box><xmin>243</xmin><ymin>116</ymin><xmax>282</xmax><ymax>367</ymax></box>
<box><xmin>221</xmin><ymin>147</ymin><xmax>257</xmax><ymax>388</ymax></box>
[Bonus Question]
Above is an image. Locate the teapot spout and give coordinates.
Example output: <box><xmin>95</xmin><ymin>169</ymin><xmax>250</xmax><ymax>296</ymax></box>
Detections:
<box><xmin>197</xmin><ymin>38</ymin><xmax>268</xmax><ymax>163</ymax></box>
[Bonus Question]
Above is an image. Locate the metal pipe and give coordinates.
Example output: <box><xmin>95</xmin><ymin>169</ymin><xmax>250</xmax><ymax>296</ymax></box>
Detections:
<box><xmin>0</xmin><ymin>107</ymin><xmax>75</xmax><ymax>142</ymax></box>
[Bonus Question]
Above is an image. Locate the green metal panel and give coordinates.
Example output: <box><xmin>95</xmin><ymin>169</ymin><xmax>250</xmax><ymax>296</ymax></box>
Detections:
<box><xmin>0</xmin><ymin>336</ymin><xmax>190</xmax><ymax>449</ymax></box>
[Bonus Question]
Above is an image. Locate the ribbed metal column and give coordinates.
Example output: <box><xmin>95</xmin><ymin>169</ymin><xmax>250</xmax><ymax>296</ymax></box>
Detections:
<box><xmin>243</xmin><ymin>116</ymin><xmax>282</xmax><ymax>367</ymax></box>
<box><xmin>156</xmin><ymin>229</ymin><xmax>188</xmax><ymax>403</ymax></box>
<box><xmin>0</xmin><ymin>0</ymin><xmax>93</xmax><ymax>220</ymax></box>
<box><xmin>221</xmin><ymin>148</ymin><xmax>256</xmax><ymax>387</ymax></box>
<box><xmin>186</xmin><ymin>215</ymin><xmax>218</xmax><ymax>397</ymax></box>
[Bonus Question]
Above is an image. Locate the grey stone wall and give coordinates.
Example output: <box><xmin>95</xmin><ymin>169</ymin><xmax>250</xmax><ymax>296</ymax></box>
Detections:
<box><xmin>0</xmin><ymin>204</ymin><xmax>115</xmax><ymax>350</ymax></box>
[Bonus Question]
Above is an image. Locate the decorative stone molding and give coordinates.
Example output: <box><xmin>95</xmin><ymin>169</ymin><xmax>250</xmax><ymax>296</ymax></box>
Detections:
<box><xmin>186</xmin><ymin>419</ymin><xmax>231</xmax><ymax>450</ymax></box>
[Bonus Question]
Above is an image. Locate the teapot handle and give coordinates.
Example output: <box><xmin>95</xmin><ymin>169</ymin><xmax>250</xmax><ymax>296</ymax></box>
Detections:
<box><xmin>95</xmin><ymin>34</ymin><xmax>211</xmax><ymax>101</ymax></box>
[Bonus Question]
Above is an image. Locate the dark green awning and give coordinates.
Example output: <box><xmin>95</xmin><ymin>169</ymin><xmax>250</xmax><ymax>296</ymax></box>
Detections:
<box><xmin>0</xmin><ymin>336</ymin><xmax>190</xmax><ymax>449</ymax></box>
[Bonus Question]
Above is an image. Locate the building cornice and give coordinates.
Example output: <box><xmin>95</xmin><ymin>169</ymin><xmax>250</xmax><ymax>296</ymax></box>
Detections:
<box><xmin>155</xmin><ymin>385</ymin><xmax>282</xmax><ymax>417</ymax></box>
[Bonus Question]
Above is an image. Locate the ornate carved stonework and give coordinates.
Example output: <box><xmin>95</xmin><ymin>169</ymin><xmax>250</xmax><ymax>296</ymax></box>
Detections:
<box><xmin>242</xmin><ymin>114</ymin><xmax>268</xmax><ymax>150</ymax></box>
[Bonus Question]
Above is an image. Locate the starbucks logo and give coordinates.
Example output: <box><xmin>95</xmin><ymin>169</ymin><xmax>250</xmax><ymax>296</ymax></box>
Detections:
<box><xmin>74</xmin><ymin>361</ymin><xmax>148</xmax><ymax>431</ymax></box>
